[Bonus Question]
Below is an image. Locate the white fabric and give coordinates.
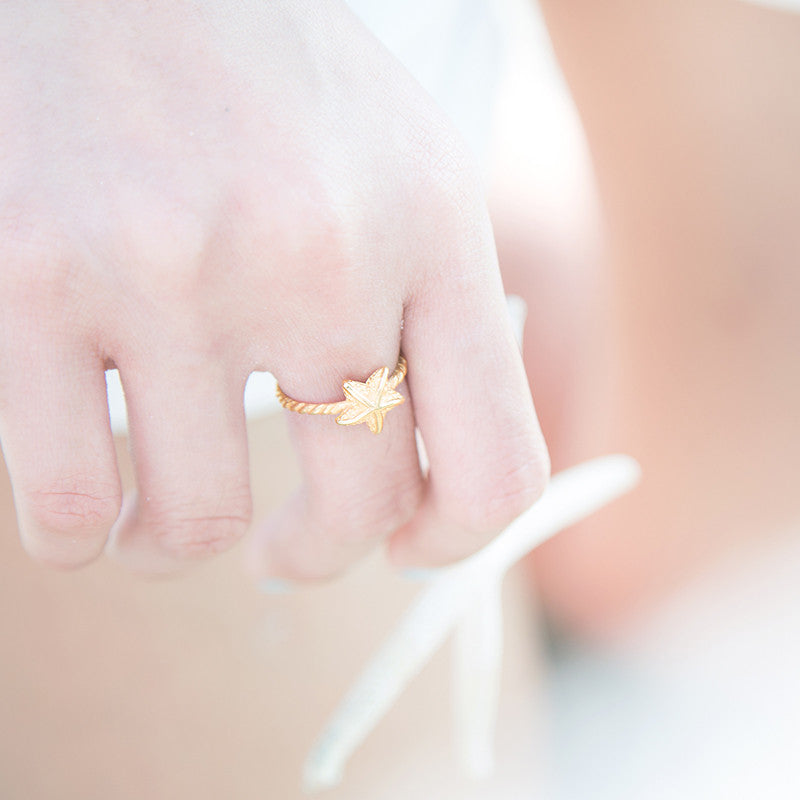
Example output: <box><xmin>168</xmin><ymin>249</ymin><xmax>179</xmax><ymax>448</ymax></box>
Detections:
<box><xmin>345</xmin><ymin>0</ymin><xmax>502</xmax><ymax>162</ymax></box>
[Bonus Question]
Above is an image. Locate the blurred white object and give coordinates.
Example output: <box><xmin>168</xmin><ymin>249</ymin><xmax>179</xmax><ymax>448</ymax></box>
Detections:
<box><xmin>303</xmin><ymin>454</ymin><xmax>642</xmax><ymax>792</ymax></box>
<box><xmin>453</xmin><ymin>578</ymin><xmax>505</xmax><ymax>780</ymax></box>
<box><xmin>739</xmin><ymin>0</ymin><xmax>800</xmax><ymax>10</ymax></box>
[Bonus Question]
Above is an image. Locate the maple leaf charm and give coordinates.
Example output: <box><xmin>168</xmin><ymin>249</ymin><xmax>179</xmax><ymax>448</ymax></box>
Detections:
<box><xmin>336</xmin><ymin>366</ymin><xmax>405</xmax><ymax>434</ymax></box>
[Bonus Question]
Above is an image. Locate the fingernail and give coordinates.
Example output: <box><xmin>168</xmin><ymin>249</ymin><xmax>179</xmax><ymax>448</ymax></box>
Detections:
<box><xmin>400</xmin><ymin>568</ymin><xmax>440</xmax><ymax>582</ymax></box>
<box><xmin>258</xmin><ymin>577</ymin><xmax>295</xmax><ymax>595</ymax></box>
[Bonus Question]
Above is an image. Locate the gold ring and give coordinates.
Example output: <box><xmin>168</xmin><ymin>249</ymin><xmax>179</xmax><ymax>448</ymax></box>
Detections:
<box><xmin>275</xmin><ymin>354</ymin><xmax>407</xmax><ymax>435</ymax></box>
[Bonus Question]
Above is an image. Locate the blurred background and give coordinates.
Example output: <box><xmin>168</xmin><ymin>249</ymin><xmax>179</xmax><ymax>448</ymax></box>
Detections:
<box><xmin>1</xmin><ymin>0</ymin><xmax>799</xmax><ymax>797</ymax></box>
<box><xmin>492</xmin><ymin>1</ymin><xmax>800</xmax><ymax>796</ymax></box>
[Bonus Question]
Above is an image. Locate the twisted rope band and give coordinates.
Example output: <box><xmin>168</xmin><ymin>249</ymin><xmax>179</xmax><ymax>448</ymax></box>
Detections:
<box><xmin>275</xmin><ymin>355</ymin><xmax>408</xmax><ymax>434</ymax></box>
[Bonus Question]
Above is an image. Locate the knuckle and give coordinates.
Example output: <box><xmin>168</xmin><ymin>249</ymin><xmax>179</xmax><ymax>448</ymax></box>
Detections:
<box><xmin>150</xmin><ymin>495</ymin><xmax>252</xmax><ymax>559</ymax></box>
<box><xmin>271</xmin><ymin>206</ymin><xmax>357</xmax><ymax>297</ymax></box>
<box><xmin>114</xmin><ymin>200</ymin><xmax>207</xmax><ymax>297</ymax></box>
<box><xmin>485</xmin><ymin>456</ymin><xmax>549</xmax><ymax>526</ymax></box>
<box><xmin>26</xmin><ymin>481</ymin><xmax>121</xmax><ymax>538</ymax></box>
<box><xmin>323</xmin><ymin>471</ymin><xmax>422</xmax><ymax>546</ymax></box>
<box><xmin>449</xmin><ymin>453</ymin><xmax>550</xmax><ymax>534</ymax></box>
<box><xmin>241</xmin><ymin>161</ymin><xmax>349</xmax><ymax>256</ymax></box>
<box><xmin>0</xmin><ymin>210</ymin><xmax>75</xmax><ymax>306</ymax></box>
<box><xmin>0</xmin><ymin>204</ymin><xmax>59</xmax><ymax>256</ymax></box>
<box><xmin>244</xmin><ymin>174</ymin><xmax>375</xmax><ymax>336</ymax></box>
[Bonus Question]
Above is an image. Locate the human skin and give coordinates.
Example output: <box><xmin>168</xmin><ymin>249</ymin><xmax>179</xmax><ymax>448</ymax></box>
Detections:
<box><xmin>525</xmin><ymin>0</ymin><xmax>800</xmax><ymax>634</ymax></box>
<box><xmin>0</xmin><ymin>413</ymin><xmax>546</xmax><ymax>799</ymax></box>
<box><xmin>0</xmin><ymin>0</ymin><xmax>548</xmax><ymax>578</ymax></box>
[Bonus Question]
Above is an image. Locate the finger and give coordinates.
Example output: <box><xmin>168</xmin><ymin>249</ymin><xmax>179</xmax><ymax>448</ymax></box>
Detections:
<box><xmin>107</xmin><ymin>356</ymin><xmax>252</xmax><ymax>572</ymax></box>
<box><xmin>0</xmin><ymin>337</ymin><xmax>122</xmax><ymax>567</ymax></box>
<box><xmin>248</xmin><ymin>335</ymin><xmax>423</xmax><ymax>582</ymax></box>
<box><xmin>388</xmin><ymin>240</ymin><xmax>550</xmax><ymax>567</ymax></box>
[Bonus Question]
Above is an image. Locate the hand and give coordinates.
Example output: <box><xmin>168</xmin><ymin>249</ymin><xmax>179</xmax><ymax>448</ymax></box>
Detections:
<box><xmin>0</xmin><ymin>0</ymin><xmax>548</xmax><ymax>578</ymax></box>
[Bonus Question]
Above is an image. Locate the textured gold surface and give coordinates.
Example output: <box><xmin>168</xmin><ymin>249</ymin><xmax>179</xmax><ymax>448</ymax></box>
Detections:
<box><xmin>275</xmin><ymin>355</ymin><xmax>407</xmax><ymax>434</ymax></box>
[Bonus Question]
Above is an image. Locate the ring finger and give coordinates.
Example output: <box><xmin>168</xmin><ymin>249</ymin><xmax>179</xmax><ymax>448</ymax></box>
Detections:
<box><xmin>249</xmin><ymin>326</ymin><xmax>423</xmax><ymax>582</ymax></box>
